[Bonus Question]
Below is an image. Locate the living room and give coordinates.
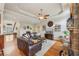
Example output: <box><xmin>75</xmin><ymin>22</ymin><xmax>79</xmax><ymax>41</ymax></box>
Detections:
<box><xmin>0</xmin><ymin>3</ymin><xmax>77</xmax><ymax>56</ymax></box>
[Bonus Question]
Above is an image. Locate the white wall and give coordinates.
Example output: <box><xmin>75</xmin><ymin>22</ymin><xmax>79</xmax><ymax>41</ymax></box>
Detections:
<box><xmin>34</xmin><ymin>18</ymin><xmax>69</xmax><ymax>39</ymax></box>
<box><xmin>3</xmin><ymin>17</ymin><xmax>69</xmax><ymax>39</ymax></box>
<box><xmin>53</xmin><ymin>18</ymin><xmax>69</xmax><ymax>39</ymax></box>
<box><xmin>3</xmin><ymin>20</ymin><xmax>20</xmax><ymax>36</ymax></box>
<box><xmin>19</xmin><ymin>22</ymin><xmax>35</xmax><ymax>36</ymax></box>
<box><xmin>3</xmin><ymin>20</ymin><xmax>35</xmax><ymax>37</ymax></box>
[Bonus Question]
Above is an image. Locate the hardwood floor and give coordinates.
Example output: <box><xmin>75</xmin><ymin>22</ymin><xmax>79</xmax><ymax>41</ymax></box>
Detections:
<box><xmin>4</xmin><ymin>39</ymin><xmax>25</xmax><ymax>56</ymax></box>
<box><xmin>3</xmin><ymin>38</ymin><xmax>63</xmax><ymax>56</ymax></box>
<box><xmin>44</xmin><ymin>41</ymin><xmax>63</xmax><ymax>56</ymax></box>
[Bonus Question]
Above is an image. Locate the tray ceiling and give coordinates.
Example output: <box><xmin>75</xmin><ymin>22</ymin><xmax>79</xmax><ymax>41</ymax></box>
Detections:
<box><xmin>3</xmin><ymin>3</ymin><xmax>70</xmax><ymax>24</ymax></box>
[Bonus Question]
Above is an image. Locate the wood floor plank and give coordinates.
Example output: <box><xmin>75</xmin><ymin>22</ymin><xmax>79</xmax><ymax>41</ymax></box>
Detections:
<box><xmin>4</xmin><ymin>38</ymin><xmax>63</xmax><ymax>56</ymax></box>
<box><xmin>44</xmin><ymin>41</ymin><xmax>63</xmax><ymax>56</ymax></box>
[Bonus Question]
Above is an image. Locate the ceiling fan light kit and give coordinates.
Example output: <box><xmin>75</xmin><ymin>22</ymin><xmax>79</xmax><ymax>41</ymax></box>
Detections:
<box><xmin>39</xmin><ymin>16</ymin><xmax>44</xmax><ymax>20</ymax></box>
<box><xmin>38</xmin><ymin>9</ymin><xmax>49</xmax><ymax>20</ymax></box>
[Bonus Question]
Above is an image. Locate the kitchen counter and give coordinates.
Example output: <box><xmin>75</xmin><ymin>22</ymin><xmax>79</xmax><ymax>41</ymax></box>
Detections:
<box><xmin>4</xmin><ymin>33</ymin><xmax>17</xmax><ymax>42</ymax></box>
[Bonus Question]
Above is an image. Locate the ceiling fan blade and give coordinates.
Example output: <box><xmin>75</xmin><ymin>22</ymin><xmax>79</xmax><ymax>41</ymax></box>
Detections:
<box><xmin>44</xmin><ymin>15</ymin><xmax>50</xmax><ymax>16</ymax></box>
<box><xmin>43</xmin><ymin>14</ymin><xmax>50</xmax><ymax>19</ymax></box>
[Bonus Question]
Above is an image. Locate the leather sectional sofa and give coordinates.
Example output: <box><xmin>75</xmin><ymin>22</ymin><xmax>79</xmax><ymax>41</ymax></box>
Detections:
<box><xmin>17</xmin><ymin>37</ymin><xmax>42</xmax><ymax>56</ymax></box>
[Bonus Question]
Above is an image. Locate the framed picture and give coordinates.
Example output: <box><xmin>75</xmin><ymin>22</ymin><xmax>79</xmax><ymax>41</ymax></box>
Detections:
<box><xmin>42</xmin><ymin>25</ymin><xmax>46</xmax><ymax>31</ymax></box>
<box><xmin>54</xmin><ymin>25</ymin><xmax>61</xmax><ymax>32</ymax></box>
<box><xmin>30</xmin><ymin>27</ymin><xmax>32</xmax><ymax>30</ymax></box>
<box><xmin>27</xmin><ymin>26</ymin><xmax>29</xmax><ymax>29</ymax></box>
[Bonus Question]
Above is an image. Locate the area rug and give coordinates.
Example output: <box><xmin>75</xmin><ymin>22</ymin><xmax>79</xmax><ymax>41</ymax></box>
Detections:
<box><xmin>35</xmin><ymin>39</ymin><xmax>56</xmax><ymax>56</ymax></box>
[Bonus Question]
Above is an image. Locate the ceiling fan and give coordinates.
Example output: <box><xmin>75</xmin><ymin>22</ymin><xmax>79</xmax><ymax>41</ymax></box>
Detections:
<box><xmin>16</xmin><ymin>4</ymin><xmax>63</xmax><ymax>21</ymax></box>
<box><xmin>38</xmin><ymin>9</ymin><xmax>50</xmax><ymax>20</ymax></box>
